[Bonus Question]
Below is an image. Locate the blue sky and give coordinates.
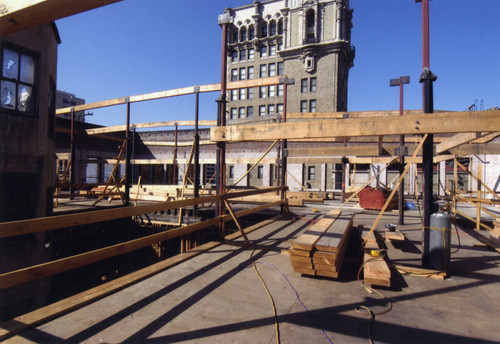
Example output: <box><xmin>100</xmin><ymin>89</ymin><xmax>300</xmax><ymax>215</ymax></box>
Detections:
<box><xmin>55</xmin><ymin>0</ymin><xmax>500</xmax><ymax>127</ymax></box>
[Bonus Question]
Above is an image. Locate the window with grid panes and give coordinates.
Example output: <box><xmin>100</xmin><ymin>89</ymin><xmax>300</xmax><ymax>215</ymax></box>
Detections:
<box><xmin>308</xmin><ymin>166</ymin><xmax>316</xmax><ymax>180</ymax></box>
<box><xmin>259</xmin><ymin>105</ymin><xmax>266</xmax><ymax>116</ymax></box>
<box><xmin>268</xmin><ymin>85</ymin><xmax>276</xmax><ymax>97</ymax></box>
<box><xmin>247</xmin><ymin>87</ymin><xmax>254</xmax><ymax>99</ymax></box>
<box><xmin>240</xmin><ymin>49</ymin><xmax>246</xmax><ymax>61</ymax></box>
<box><xmin>268</xmin><ymin>63</ymin><xmax>276</xmax><ymax>76</ymax></box>
<box><xmin>239</xmin><ymin>88</ymin><xmax>246</xmax><ymax>100</ymax></box>
<box><xmin>300</xmin><ymin>100</ymin><xmax>307</xmax><ymax>113</ymax></box>
<box><xmin>248</xmin><ymin>66</ymin><xmax>254</xmax><ymax>79</ymax></box>
<box><xmin>301</xmin><ymin>78</ymin><xmax>307</xmax><ymax>93</ymax></box>
<box><xmin>259</xmin><ymin>64</ymin><xmax>267</xmax><ymax>78</ymax></box>
<box><xmin>269</xmin><ymin>45</ymin><xmax>276</xmax><ymax>56</ymax></box>
<box><xmin>260</xmin><ymin>45</ymin><xmax>267</xmax><ymax>58</ymax></box>
<box><xmin>277</xmin><ymin>103</ymin><xmax>283</xmax><ymax>114</ymax></box>
<box><xmin>268</xmin><ymin>104</ymin><xmax>275</xmax><ymax>115</ymax></box>
<box><xmin>310</xmin><ymin>77</ymin><xmax>317</xmax><ymax>92</ymax></box>
<box><xmin>238</xmin><ymin>107</ymin><xmax>245</xmax><ymax>118</ymax></box>
<box><xmin>1</xmin><ymin>44</ymin><xmax>37</xmax><ymax>114</ymax></box>
<box><xmin>239</xmin><ymin>67</ymin><xmax>246</xmax><ymax>80</ymax></box>
<box><xmin>231</xmin><ymin>50</ymin><xmax>238</xmax><ymax>62</ymax></box>
<box><xmin>277</xmin><ymin>84</ymin><xmax>284</xmax><ymax>97</ymax></box>
<box><xmin>248</xmin><ymin>48</ymin><xmax>255</xmax><ymax>60</ymax></box>
<box><xmin>259</xmin><ymin>86</ymin><xmax>267</xmax><ymax>98</ymax></box>
<box><xmin>230</xmin><ymin>108</ymin><xmax>237</xmax><ymax>119</ymax></box>
<box><xmin>309</xmin><ymin>99</ymin><xmax>317</xmax><ymax>112</ymax></box>
<box><xmin>231</xmin><ymin>89</ymin><xmax>238</xmax><ymax>100</ymax></box>
<box><xmin>277</xmin><ymin>62</ymin><xmax>284</xmax><ymax>75</ymax></box>
<box><xmin>247</xmin><ymin>106</ymin><xmax>253</xmax><ymax>117</ymax></box>
<box><xmin>231</xmin><ymin>68</ymin><xmax>238</xmax><ymax>81</ymax></box>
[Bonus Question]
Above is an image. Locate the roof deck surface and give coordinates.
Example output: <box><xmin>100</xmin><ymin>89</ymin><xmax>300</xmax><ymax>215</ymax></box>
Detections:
<box><xmin>5</xmin><ymin>204</ymin><xmax>500</xmax><ymax>343</ymax></box>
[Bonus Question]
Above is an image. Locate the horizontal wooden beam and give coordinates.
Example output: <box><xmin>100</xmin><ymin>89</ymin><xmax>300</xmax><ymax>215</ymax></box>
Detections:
<box><xmin>450</xmin><ymin>143</ymin><xmax>500</xmax><ymax>155</ymax></box>
<box><xmin>0</xmin><ymin>187</ymin><xmax>284</xmax><ymax>239</ymax></box>
<box><xmin>286</xmin><ymin>109</ymin><xmax>426</xmax><ymax>120</ymax></box>
<box><xmin>211</xmin><ymin>110</ymin><xmax>500</xmax><ymax>142</ymax></box>
<box><xmin>0</xmin><ymin>0</ymin><xmax>122</xmax><ymax>37</ymax></box>
<box><xmin>142</xmin><ymin>140</ymin><xmax>213</xmax><ymax>147</ymax></box>
<box><xmin>86</xmin><ymin>120</ymin><xmax>217</xmax><ymax>135</ymax></box>
<box><xmin>56</xmin><ymin>77</ymin><xmax>281</xmax><ymax>115</ymax></box>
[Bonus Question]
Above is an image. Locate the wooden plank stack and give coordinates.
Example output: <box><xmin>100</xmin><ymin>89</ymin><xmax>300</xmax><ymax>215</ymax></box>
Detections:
<box><xmin>363</xmin><ymin>235</ymin><xmax>391</xmax><ymax>287</ymax></box>
<box><xmin>489</xmin><ymin>218</ymin><xmax>500</xmax><ymax>248</ymax></box>
<box><xmin>289</xmin><ymin>210</ymin><xmax>354</xmax><ymax>278</ymax></box>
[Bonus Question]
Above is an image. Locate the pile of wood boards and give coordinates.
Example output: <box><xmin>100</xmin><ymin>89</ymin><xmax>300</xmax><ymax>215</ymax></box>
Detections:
<box><xmin>363</xmin><ymin>235</ymin><xmax>391</xmax><ymax>287</ymax></box>
<box><xmin>489</xmin><ymin>218</ymin><xmax>500</xmax><ymax>248</ymax></box>
<box><xmin>289</xmin><ymin>210</ymin><xmax>353</xmax><ymax>278</ymax></box>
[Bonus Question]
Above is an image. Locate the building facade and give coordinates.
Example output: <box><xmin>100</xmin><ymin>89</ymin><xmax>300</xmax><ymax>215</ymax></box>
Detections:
<box><xmin>223</xmin><ymin>0</ymin><xmax>354</xmax><ymax>121</ymax></box>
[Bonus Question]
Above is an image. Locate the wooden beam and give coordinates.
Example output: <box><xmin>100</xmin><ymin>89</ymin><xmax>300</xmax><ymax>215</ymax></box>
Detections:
<box><xmin>86</xmin><ymin>120</ymin><xmax>216</xmax><ymax>135</ymax></box>
<box><xmin>471</xmin><ymin>132</ymin><xmax>500</xmax><ymax>144</ymax></box>
<box><xmin>0</xmin><ymin>0</ymin><xmax>122</xmax><ymax>37</ymax></box>
<box><xmin>286</xmin><ymin>109</ymin><xmax>427</xmax><ymax>120</ymax></box>
<box><xmin>450</xmin><ymin>143</ymin><xmax>500</xmax><ymax>155</ymax></box>
<box><xmin>436</xmin><ymin>132</ymin><xmax>480</xmax><ymax>153</ymax></box>
<box><xmin>211</xmin><ymin>110</ymin><xmax>500</xmax><ymax>142</ymax></box>
<box><xmin>0</xmin><ymin>187</ymin><xmax>284</xmax><ymax>239</ymax></box>
<box><xmin>142</xmin><ymin>140</ymin><xmax>213</xmax><ymax>147</ymax></box>
<box><xmin>56</xmin><ymin>77</ymin><xmax>281</xmax><ymax>115</ymax></box>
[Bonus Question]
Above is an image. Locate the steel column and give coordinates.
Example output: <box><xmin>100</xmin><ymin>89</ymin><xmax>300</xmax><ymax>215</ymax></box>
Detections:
<box><xmin>418</xmin><ymin>0</ymin><xmax>438</xmax><ymax>267</ymax></box>
<box><xmin>194</xmin><ymin>89</ymin><xmax>200</xmax><ymax>217</ymax></box>
<box><xmin>125</xmin><ymin>101</ymin><xmax>131</xmax><ymax>206</ymax></box>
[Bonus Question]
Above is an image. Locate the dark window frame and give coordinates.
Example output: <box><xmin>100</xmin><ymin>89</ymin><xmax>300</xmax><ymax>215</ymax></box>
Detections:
<box><xmin>0</xmin><ymin>41</ymin><xmax>40</xmax><ymax>117</ymax></box>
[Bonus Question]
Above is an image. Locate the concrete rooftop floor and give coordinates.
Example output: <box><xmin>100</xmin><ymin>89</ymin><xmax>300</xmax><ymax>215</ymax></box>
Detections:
<box><xmin>5</xmin><ymin>203</ymin><xmax>500</xmax><ymax>344</ymax></box>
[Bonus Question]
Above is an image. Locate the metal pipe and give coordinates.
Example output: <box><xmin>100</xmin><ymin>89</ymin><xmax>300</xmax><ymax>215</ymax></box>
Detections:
<box><xmin>194</xmin><ymin>90</ymin><xmax>200</xmax><ymax>217</ymax></box>
<box><xmin>173</xmin><ymin>123</ymin><xmax>178</xmax><ymax>184</ymax></box>
<box><xmin>398</xmin><ymin>83</ymin><xmax>405</xmax><ymax>225</ymax></box>
<box><xmin>69</xmin><ymin>108</ymin><xmax>76</xmax><ymax>199</ymax></box>
<box><xmin>125</xmin><ymin>101</ymin><xmax>131</xmax><ymax>206</ymax></box>
<box><xmin>217</xmin><ymin>15</ymin><xmax>232</xmax><ymax>238</ymax></box>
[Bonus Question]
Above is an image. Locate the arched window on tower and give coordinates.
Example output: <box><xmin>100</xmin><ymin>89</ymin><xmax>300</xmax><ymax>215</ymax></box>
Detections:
<box><xmin>232</xmin><ymin>27</ymin><xmax>239</xmax><ymax>43</ymax></box>
<box><xmin>240</xmin><ymin>27</ymin><xmax>247</xmax><ymax>42</ymax></box>
<box><xmin>249</xmin><ymin>25</ymin><xmax>255</xmax><ymax>40</ymax></box>
<box><xmin>269</xmin><ymin>20</ymin><xmax>277</xmax><ymax>36</ymax></box>
<box><xmin>306</xmin><ymin>9</ymin><xmax>316</xmax><ymax>43</ymax></box>
<box><xmin>278</xmin><ymin>19</ymin><xmax>284</xmax><ymax>35</ymax></box>
<box><xmin>260</xmin><ymin>21</ymin><xmax>268</xmax><ymax>38</ymax></box>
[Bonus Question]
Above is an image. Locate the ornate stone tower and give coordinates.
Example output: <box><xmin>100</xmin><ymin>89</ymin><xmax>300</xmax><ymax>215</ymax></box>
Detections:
<box><xmin>223</xmin><ymin>0</ymin><xmax>354</xmax><ymax>121</ymax></box>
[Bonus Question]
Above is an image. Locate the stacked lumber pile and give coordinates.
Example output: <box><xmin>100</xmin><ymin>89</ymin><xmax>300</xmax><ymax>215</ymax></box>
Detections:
<box><xmin>289</xmin><ymin>210</ymin><xmax>354</xmax><ymax>278</ymax></box>
<box><xmin>489</xmin><ymin>218</ymin><xmax>500</xmax><ymax>248</ymax></box>
<box><xmin>363</xmin><ymin>235</ymin><xmax>391</xmax><ymax>287</ymax></box>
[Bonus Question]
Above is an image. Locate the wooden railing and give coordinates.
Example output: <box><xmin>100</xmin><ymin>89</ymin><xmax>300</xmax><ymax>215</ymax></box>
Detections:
<box><xmin>0</xmin><ymin>187</ymin><xmax>285</xmax><ymax>290</ymax></box>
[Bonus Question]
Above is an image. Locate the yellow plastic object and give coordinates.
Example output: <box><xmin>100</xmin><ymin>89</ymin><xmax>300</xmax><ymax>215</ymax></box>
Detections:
<box><xmin>370</xmin><ymin>250</ymin><xmax>380</xmax><ymax>258</ymax></box>
<box><xmin>312</xmin><ymin>208</ymin><xmax>319</xmax><ymax>212</ymax></box>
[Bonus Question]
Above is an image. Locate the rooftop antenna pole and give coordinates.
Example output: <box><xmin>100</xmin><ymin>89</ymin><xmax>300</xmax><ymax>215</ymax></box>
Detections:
<box><xmin>417</xmin><ymin>0</ymin><xmax>437</xmax><ymax>267</ymax></box>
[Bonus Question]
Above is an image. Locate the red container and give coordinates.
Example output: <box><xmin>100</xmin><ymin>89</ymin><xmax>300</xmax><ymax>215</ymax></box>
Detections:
<box><xmin>358</xmin><ymin>186</ymin><xmax>397</xmax><ymax>210</ymax></box>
